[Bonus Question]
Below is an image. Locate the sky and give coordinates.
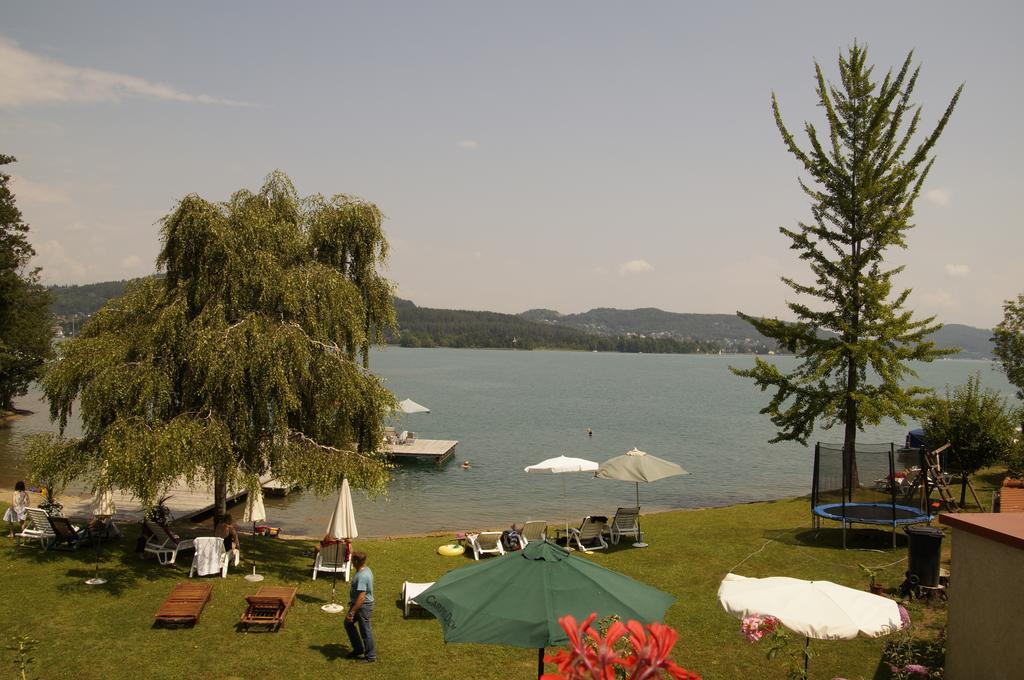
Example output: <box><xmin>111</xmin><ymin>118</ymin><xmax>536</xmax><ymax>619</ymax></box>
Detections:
<box><xmin>1</xmin><ymin>2</ymin><xmax>1021</xmax><ymax>328</ymax></box>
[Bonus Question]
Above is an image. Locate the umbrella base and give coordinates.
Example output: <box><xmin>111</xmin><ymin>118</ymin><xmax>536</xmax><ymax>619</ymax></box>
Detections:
<box><xmin>244</xmin><ymin>573</ymin><xmax>265</xmax><ymax>582</ymax></box>
<box><xmin>632</xmin><ymin>541</ymin><xmax>649</xmax><ymax>548</ymax></box>
<box><xmin>85</xmin><ymin>577</ymin><xmax>107</xmax><ymax>585</ymax></box>
<box><xmin>321</xmin><ymin>603</ymin><xmax>345</xmax><ymax>614</ymax></box>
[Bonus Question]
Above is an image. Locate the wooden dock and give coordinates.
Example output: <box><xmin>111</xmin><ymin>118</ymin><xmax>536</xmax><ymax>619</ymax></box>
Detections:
<box><xmin>386</xmin><ymin>438</ymin><xmax>458</xmax><ymax>464</ymax></box>
<box><xmin>57</xmin><ymin>479</ymin><xmax>247</xmax><ymax>523</ymax></box>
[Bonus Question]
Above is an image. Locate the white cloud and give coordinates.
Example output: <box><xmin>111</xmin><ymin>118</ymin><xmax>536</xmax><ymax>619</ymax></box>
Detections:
<box><xmin>120</xmin><ymin>254</ymin><xmax>142</xmax><ymax>269</ymax></box>
<box><xmin>0</xmin><ymin>38</ymin><xmax>252</xmax><ymax>108</ymax></box>
<box><xmin>10</xmin><ymin>174</ymin><xmax>69</xmax><ymax>204</ymax></box>
<box><xmin>456</xmin><ymin>139</ymin><xmax>480</xmax><ymax>150</ymax></box>
<box><xmin>593</xmin><ymin>266</ymin><xmax>609</xmax><ymax>275</ymax></box>
<box><xmin>618</xmin><ymin>259</ymin><xmax>654</xmax><ymax>276</ymax></box>
<box><xmin>925</xmin><ymin>188</ymin><xmax>951</xmax><ymax>207</ymax></box>
<box><xmin>944</xmin><ymin>263</ymin><xmax>970</xmax><ymax>278</ymax></box>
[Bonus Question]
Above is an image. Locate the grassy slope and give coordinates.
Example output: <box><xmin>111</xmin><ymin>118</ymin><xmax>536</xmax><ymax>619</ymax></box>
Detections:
<box><xmin>1</xmin><ymin>472</ymin><xmax>1003</xmax><ymax>680</ymax></box>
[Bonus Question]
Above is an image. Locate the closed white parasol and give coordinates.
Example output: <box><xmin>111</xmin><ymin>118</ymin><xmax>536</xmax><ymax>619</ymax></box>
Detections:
<box><xmin>322</xmin><ymin>479</ymin><xmax>358</xmax><ymax>612</ymax></box>
<box><xmin>243</xmin><ymin>487</ymin><xmax>267</xmax><ymax>581</ymax></box>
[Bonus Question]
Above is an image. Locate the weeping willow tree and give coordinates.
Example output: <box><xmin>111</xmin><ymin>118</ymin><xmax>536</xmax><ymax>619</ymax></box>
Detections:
<box><xmin>28</xmin><ymin>171</ymin><xmax>397</xmax><ymax>519</ymax></box>
<box><xmin>732</xmin><ymin>45</ymin><xmax>962</xmax><ymax>467</ymax></box>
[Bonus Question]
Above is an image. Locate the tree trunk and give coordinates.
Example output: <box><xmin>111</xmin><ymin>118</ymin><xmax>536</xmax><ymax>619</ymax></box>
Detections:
<box><xmin>959</xmin><ymin>473</ymin><xmax>968</xmax><ymax>507</ymax></box>
<box><xmin>845</xmin><ymin>351</ymin><xmax>859</xmax><ymax>498</ymax></box>
<box><xmin>213</xmin><ymin>470</ymin><xmax>228</xmax><ymax>527</ymax></box>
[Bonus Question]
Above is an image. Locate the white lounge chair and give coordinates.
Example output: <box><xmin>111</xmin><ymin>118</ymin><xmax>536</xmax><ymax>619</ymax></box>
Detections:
<box><xmin>312</xmin><ymin>546</ymin><xmax>351</xmax><ymax>582</ymax></box>
<box><xmin>189</xmin><ymin>536</ymin><xmax>238</xmax><ymax>578</ymax></box>
<box><xmin>520</xmin><ymin>521</ymin><xmax>547</xmax><ymax>546</ymax></box>
<box><xmin>143</xmin><ymin>521</ymin><xmax>195</xmax><ymax>565</ymax></box>
<box><xmin>570</xmin><ymin>517</ymin><xmax>609</xmax><ymax>551</ymax></box>
<box><xmin>608</xmin><ymin>507</ymin><xmax>641</xmax><ymax>545</ymax></box>
<box><xmin>403</xmin><ymin>581</ymin><xmax>434</xmax><ymax>618</ymax></box>
<box><xmin>18</xmin><ymin>508</ymin><xmax>57</xmax><ymax>549</ymax></box>
<box><xmin>468</xmin><ymin>531</ymin><xmax>505</xmax><ymax>560</ymax></box>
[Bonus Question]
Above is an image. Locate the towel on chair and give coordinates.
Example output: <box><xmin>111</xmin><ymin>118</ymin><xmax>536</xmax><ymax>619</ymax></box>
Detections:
<box><xmin>193</xmin><ymin>537</ymin><xmax>226</xmax><ymax>576</ymax></box>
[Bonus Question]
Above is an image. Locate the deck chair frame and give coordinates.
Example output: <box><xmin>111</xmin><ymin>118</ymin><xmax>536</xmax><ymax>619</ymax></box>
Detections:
<box><xmin>312</xmin><ymin>547</ymin><xmax>351</xmax><ymax>582</ymax></box>
<box><xmin>608</xmin><ymin>507</ymin><xmax>641</xmax><ymax>545</ymax></box>
<box><xmin>17</xmin><ymin>508</ymin><xmax>55</xmax><ymax>548</ymax></box>
<box><xmin>403</xmin><ymin>581</ymin><xmax>434</xmax><ymax>618</ymax></box>
<box><xmin>239</xmin><ymin>586</ymin><xmax>297</xmax><ymax>632</ymax></box>
<box><xmin>519</xmin><ymin>521</ymin><xmax>547</xmax><ymax>546</ymax></box>
<box><xmin>48</xmin><ymin>515</ymin><xmax>89</xmax><ymax>551</ymax></box>
<box><xmin>570</xmin><ymin>516</ymin><xmax>609</xmax><ymax>551</ymax></box>
<box><xmin>468</xmin><ymin>531</ymin><xmax>505</xmax><ymax>560</ymax></box>
<box><xmin>154</xmin><ymin>582</ymin><xmax>214</xmax><ymax>626</ymax></box>
<box><xmin>143</xmin><ymin>521</ymin><xmax>195</xmax><ymax>565</ymax></box>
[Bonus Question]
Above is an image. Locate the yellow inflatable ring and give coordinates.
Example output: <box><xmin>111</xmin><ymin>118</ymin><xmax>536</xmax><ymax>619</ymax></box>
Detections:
<box><xmin>437</xmin><ymin>544</ymin><xmax>465</xmax><ymax>557</ymax></box>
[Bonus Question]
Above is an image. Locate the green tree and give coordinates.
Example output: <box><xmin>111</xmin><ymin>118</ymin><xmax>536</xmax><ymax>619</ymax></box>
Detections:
<box><xmin>922</xmin><ymin>374</ymin><xmax>1019</xmax><ymax>504</ymax></box>
<box><xmin>992</xmin><ymin>293</ymin><xmax>1024</xmax><ymax>403</ymax></box>
<box><xmin>732</xmin><ymin>45</ymin><xmax>961</xmax><ymax>468</ymax></box>
<box><xmin>0</xmin><ymin>155</ymin><xmax>53</xmax><ymax>411</ymax></box>
<box><xmin>27</xmin><ymin>171</ymin><xmax>396</xmax><ymax>519</ymax></box>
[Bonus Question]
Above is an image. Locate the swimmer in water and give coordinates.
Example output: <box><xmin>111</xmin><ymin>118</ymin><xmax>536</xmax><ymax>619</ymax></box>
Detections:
<box><xmin>587</xmin><ymin>428</ymin><xmax>593</xmax><ymax>437</ymax></box>
<box><xmin>461</xmin><ymin>460</ymin><xmax>471</xmax><ymax>469</ymax></box>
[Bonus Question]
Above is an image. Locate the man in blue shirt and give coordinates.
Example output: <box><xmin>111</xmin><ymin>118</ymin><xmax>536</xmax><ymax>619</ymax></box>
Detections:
<box><xmin>345</xmin><ymin>551</ymin><xmax>376</xmax><ymax>662</ymax></box>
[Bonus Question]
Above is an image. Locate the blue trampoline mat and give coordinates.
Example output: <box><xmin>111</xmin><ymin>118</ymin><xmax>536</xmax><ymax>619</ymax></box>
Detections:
<box><xmin>813</xmin><ymin>502</ymin><xmax>931</xmax><ymax>526</ymax></box>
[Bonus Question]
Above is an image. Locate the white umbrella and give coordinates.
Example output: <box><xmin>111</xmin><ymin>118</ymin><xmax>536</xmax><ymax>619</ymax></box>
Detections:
<box><xmin>718</xmin><ymin>573</ymin><xmax>903</xmax><ymax>675</ymax></box>
<box><xmin>525</xmin><ymin>455</ymin><xmax>599</xmax><ymax>538</ymax></box>
<box><xmin>92</xmin><ymin>486</ymin><xmax>116</xmax><ymax>517</ymax></box>
<box><xmin>322</xmin><ymin>479</ymin><xmax>358</xmax><ymax>612</ymax></box>
<box><xmin>243</xmin><ymin>487</ymin><xmax>267</xmax><ymax>581</ymax></box>
<box><xmin>398</xmin><ymin>398</ymin><xmax>430</xmax><ymax>414</ymax></box>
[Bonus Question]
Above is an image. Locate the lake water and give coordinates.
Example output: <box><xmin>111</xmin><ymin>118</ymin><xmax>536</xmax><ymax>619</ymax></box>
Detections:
<box><xmin>0</xmin><ymin>348</ymin><xmax>1014</xmax><ymax>537</ymax></box>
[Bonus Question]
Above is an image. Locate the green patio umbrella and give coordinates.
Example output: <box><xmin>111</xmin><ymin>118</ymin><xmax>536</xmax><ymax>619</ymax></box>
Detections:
<box><xmin>595</xmin><ymin>447</ymin><xmax>689</xmax><ymax>547</ymax></box>
<box><xmin>418</xmin><ymin>539</ymin><xmax>675</xmax><ymax>678</ymax></box>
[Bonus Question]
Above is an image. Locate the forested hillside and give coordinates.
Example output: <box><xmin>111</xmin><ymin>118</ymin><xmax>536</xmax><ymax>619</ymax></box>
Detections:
<box><xmin>48</xmin><ymin>279</ymin><xmax>994</xmax><ymax>357</ymax></box>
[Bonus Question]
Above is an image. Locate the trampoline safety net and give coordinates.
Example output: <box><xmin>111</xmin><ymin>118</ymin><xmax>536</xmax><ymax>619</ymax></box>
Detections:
<box><xmin>812</xmin><ymin>442</ymin><xmax>899</xmax><ymax>508</ymax></box>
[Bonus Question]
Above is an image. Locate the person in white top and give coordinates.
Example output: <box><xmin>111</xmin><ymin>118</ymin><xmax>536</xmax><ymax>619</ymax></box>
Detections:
<box><xmin>5</xmin><ymin>481</ymin><xmax>30</xmax><ymax>537</ymax></box>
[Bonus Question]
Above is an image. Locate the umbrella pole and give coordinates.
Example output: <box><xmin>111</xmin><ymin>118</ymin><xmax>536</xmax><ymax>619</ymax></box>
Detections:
<box><xmin>321</xmin><ymin>541</ymin><xmax>345</xmax><ymax>613</ymax></box>
<box><xmin>633</xmin><ymin>482</ymin><xmax>648</xmax><ymax>548</ymax></box>
<box><xmin>537</xmin><ymin>647</ymin><xmax>544</xmax><ymax>679</ymax></box>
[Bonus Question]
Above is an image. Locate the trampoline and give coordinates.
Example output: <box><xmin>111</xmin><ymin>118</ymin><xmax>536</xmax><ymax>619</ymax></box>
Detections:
<box><xmin>812</xmin><ymin>502</ymin><xmax>931</xmax><ymax>527</ymax></box>
<box><xmin>811</xmin><ymin>442</ymin><xmax>932</xmax><ymax>549</ymax></box>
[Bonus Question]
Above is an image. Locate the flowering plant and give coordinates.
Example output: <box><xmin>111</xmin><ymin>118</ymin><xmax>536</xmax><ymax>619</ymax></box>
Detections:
<box><xmin>543</xmin><ymin>613</ymin><xmax>700</xmax><ymax>680</ymax></box>
<box><xmin>740</xmin><ymin>614</ymin><xmax>779</xmax><ymax>643</ymax></box>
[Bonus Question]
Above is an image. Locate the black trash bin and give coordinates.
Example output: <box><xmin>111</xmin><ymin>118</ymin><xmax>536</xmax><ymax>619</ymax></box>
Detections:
<box><xmin>905</xmin><ymin>526</ymin><xmax>944</xmax><ymax>587</ymax></box>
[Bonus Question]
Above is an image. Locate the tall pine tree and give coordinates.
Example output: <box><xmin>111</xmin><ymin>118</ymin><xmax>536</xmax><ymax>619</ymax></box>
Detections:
<box><xmin>0</xmin><ymin>155</ymin><xmax>53</xmax><ymax>411</ymax></box>
<box><xmin>732</xmin><ymin>45</ymin><xmax>961</xmax><ymax>465</ymax></box>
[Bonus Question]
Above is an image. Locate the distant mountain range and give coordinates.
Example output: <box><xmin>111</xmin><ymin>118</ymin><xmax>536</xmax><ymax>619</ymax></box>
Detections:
<box><xmin>48</xmin><ymin>278</ymin><xmax>995</xmax><ymax>358</ymax></box>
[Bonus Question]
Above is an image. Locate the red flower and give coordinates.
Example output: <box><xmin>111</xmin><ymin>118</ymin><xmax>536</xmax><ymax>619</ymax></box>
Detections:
<box><xmin>543</xmin><ymin>613</ymin><xmax>700</xmax><ymax>680</ymax></box>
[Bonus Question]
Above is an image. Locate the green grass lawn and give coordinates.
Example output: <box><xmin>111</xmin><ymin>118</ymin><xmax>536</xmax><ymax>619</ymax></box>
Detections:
<box><xmin>1</xmin><ymin>471</ymin><xmax>1003</xmax><ymax>680</ymax></box>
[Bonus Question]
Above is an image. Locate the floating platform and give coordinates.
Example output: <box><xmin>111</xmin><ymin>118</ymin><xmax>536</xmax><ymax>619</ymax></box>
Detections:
<box><xmin>386</xmin><ymin>438</ymin><xmax>458</xmax><ymax>465</ymax></box>
<box><xmin>260</xmin><ymin>474</ymin><xmax>293</xmax><ymax>497</ymax></box>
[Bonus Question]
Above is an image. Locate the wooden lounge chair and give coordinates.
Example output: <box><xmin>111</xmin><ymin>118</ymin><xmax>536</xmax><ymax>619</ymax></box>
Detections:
<box><xmin>468</xmin><ymin>531</ymin><xmax>505</xmax><ymax>560</ymax></box>
<box><xmin>570</xmin><ymin>516</ymin><xmax>609</xmax><ymax>551</ymax></box>
<box><xmin>402</xmin><ymin>581</ymin><xmax>434</xmax><ymax>618</ymax></box>
<box><xmin>239</xmin><ymin>586</ymin><xmax>297</xmax><ymax>631</ymax></box>
<box><xmin>154</xmin><ymin>582</ymin><xmax>214</xmax><ymax>627</ymax></box>
<box><xmin>608</xmin><ymin>507</ymin><xmax>641</xmax><ymax>545</ymax></box>
<box><xmin>48</xmin><ymin>516</ymin><xmax>89</xmax><ymax>551</ymax></box>
<box><xmin>143</xmin><ymin>521</ymin><xmax>195</xmax><ymax>565</ymax></box>
<box><xmin>312</xmin><ymin>546</ymin><xmax>351</xmax><ymax>582</ymax></box>
<box><xmin>17</xmin><ymin>508</ymin><xmax>56</xmax><ymax>549</ymax></box>
<box><xmin>520</xmin><ymin>521</ymin><xmax>547</xmax><ymax>546</ymax></box>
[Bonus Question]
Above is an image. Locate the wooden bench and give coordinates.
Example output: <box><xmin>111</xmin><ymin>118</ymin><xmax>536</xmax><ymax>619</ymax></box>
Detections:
<box><xmin>239</xmin><ymin>586</ymin><xmax>297</xmax><ymax>631</ymax></box>
<box><xmin>154</xmin><ymin>582</ymin><xmax>214</xmax><ymax>626</ymax></box>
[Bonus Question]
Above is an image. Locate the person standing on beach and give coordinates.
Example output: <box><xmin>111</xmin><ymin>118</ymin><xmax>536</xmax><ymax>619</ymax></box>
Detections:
<box><xmin>345</xmin><ymin>551</ymin><xmax>376</xmax><ymax>662</ymax></box>
<box><xmin>5</xmin><ymin>481</ymin><xmax>29</xmax><ymax>537</ymax></box>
